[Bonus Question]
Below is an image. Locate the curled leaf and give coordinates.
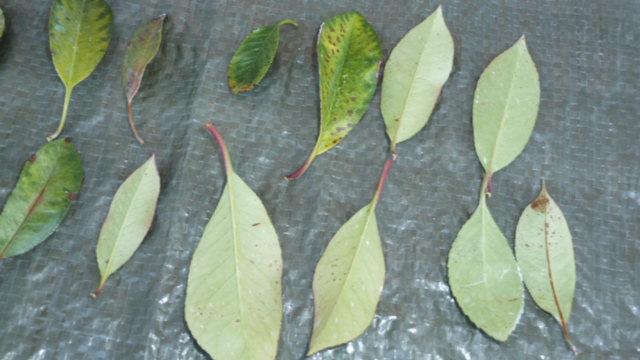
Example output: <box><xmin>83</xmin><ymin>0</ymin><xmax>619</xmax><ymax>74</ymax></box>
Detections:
<box><xmin>381</xmin><ymin>6</ymin><xmax>454</xmax><ymax>154</ymax></box>
<box><xmin>0</xmin><ymin>139</ymin><xmax>83</xmax><ymax>259</ymax></box>
<box><xmin>185</xmin><ymin>124</ymin><xmax>283</xmax><ymax>360</ymax></box>
<box><xmin>229</xmin><ymin>19</ymin><xmax>298</xmax><ymax>94</ymax></box>
<box><xmin>92</xmin><ymin>154</ymin><xmax>161</xmax><ymax>298</ymax></box>
<box><xmin>286</xmin><ymin>12</ymin><xmax>382</xmax><ymax>180</ymax></box>
<box><xmin>516</xmin><ymin>182</ymin><xmax>578</xmax><ymax>354</ymax></box>
<box><xmin>47</xmin><ymin>0</ymin><xmax>114</xmax><ymax>141</ymax></box>
<box><xmin>122</xmin><ymin>14</ymin><xmax>166</xmax><ymax>145</ymax></box>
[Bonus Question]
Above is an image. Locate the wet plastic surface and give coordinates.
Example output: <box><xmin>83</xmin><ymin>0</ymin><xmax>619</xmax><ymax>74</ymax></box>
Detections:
<box><xmin>0</xmin><ymin>1</ymin><xmax>638</xmax><ymax>359</ymax></box>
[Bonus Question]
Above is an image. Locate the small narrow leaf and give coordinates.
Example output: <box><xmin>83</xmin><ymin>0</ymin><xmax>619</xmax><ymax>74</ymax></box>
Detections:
<box><xmin>516</xmin><ymin>182</ymin><xmax>578</xmax><ymax>354</ymax></box>
<box><xmin>185</xmin><ymin>124</ymin><xmax>283</xmax><ymax>360</ymax></box>
<box><xmin>92</xmin><ymin>154</ymin><xmax>161</xmax><ymax>297</ymax></box>
<box><xmin>381</xmin><ymin>6</ymin><xmax>454</xmax><ymax>154</ymax></box>
<box><xmin>286</xmin><ymin>12</ymin><xmax>382</xmax><ymax>180</ymax></box>
<box><xmin>308</xmin><ymin>159</ymin><xmax>392</xmax><ymax>355</ymax></box>
<box><xmin>0</xmin><ymin>8</ymin><xmax>5</xmax><ymax>38</ymax></box>
<box><xmin>47</xmin><ymin>0</ymin><xmax>114</xmax><ymax>141</ymax></box>
<box><xmin>0</xmin><ymin>139</ymin><xmax>83</xmax><ymax>259</ymax></box>
<box><xmin>447</xmin><ymin>199</ymin><xmax>524</xmax><ymax>341</ymax></box>
<box><xmin>229</xmin><ymin>19</ymin><xmax>298</xmax><ymax>94</ymax></box>
<box><xmin>473</xmin><ymin>36</ymin><xmax>540</xmax><ymax>175</ymax></box>
<box><xmin>122</xmin><ymin>14</ymin><xmax>166</xmax><ymax>145</ymax></box>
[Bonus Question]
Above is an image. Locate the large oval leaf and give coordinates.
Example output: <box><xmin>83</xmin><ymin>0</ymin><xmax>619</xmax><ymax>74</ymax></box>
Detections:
<box><xmin>447</xmin><ymin>200</ymin><xmax>524</xmax><ymax>341</ymax></box>
<box><xmin>122</xmin><ymin>14</ymin><xmax>166</xmax><ymax>145</ymax></box>
<box><xmin>185</xmin><ymin>124</ymin><xmax>283</xmax><ymax>360</ymax></box>
<box><xmin>92</xmin><ymin>154</ymin><xmax>161</xmax><ymax>297</ymax></box>
<box><xmin>381</xmin><ymin>6</ymin><xmax>454</xmax><ymax>154</ymax></box>
<box><xmin>47</xmin><ymin>0</ymin><xmax>114</xmax><ymax>141</ymax></box>
<box><xmin>473</xmin><ymin>36</ymin><xmax>540</xmax><ymax>175</ymax></box>
<box><xmin>0</xmin><ymin>139</ymin><xmax>83</xmax><ymax>259</ymax></box>
<box><xmin>229</xmin><ymin>19</ymin><xmax>298</xmax><ymax>94</ymax></box>
<box><xmin>286</xmin><ymin>12</ymin><xmax>382</xmax><ymax>180</ymax></box>
<box><xmin>516</xmin><ymin>182</ymin><xmax>578</xmax><ymax>353</ymax></box>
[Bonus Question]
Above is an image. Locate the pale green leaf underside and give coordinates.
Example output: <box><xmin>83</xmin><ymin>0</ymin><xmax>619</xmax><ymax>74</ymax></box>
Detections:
<box><xmin>381</xmin><ymin>6</ymin><xmax>454</xmax><ymax>148</ymax></box>
<box><xmin>95</xmin><ymin>155</ymin><xmax>160</xmax><ymax>293</ymax></box>
<box><xmin>309</xmin><ymin>202</ymin><xmax>385</xmax><ymax>355</ymax></box>
<box><xmin>0</xmin><ymin>139</ymin><xmax>83</xmax><ymax>259</ymax></box>
<box><xmin>50</xmin><ymin>0</ymin><xmax>113</xmax><ymax>89</ymax></box>
<box><xmin>448</xmin><ymin>201</ymin><xmax>524</xmax><ymax>341</ymax></box>
<box><xmin>473</xmin><ymin>37</ymin><xmax>540</xmax><ymax>174</ymax></box>
<box><xmin>186</xmin><ymin>171</ymin><xmax>283</xmax><ymax>360</ymax></box>
<box><xmin>515</xmin><ymin>185</ymin><xmax>576</xmax><ymax>324</ymax></box>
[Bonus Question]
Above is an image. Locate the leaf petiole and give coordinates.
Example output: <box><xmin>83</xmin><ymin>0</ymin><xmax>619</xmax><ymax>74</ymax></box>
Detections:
<box><xmin>47</xmin><ymin>86</ymin><xmax>73</xmax><ymax>142</ymax></box>
<box><xmin>205</xmin><ymin>123</ymin><xmax>234</xmax><ymax>176</ymax></box>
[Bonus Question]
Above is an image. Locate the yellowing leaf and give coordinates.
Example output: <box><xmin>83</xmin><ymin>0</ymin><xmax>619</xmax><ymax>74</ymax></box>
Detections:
<box><xmin>286</xmin><ymin>12</ymin><xmax>382</xmax><ymax>180</ymax></box>
<box><xmin>92</xmin><ymin>154</ymin><xmax>161</xmax><ymax>297</ymax></box>
<box><xmin>447</xmin><ymin>198</ymin><xmax>524</xmax><ymax>341</ymax></box>
<box><xmin>381</xmin><ymin>6</ymin><xmax>454</xmax><ymax>154</ymax></box>
<box><xmin>473</xmin><ymin>36</ymin><xmax>540</xmax><ymax>176</ymax></box>
<box><xmin>516</xmin><ymin>182</ymin><xmax>578</xmax><ymax>354</ymax></box>
<box><xmin>122</xmin><ymin>14</ymin><xmax>166</xmax><ymax>145</ymax></box>
<box><xmin>47</xmin><ymin>0</ymin><xmax>114</xmax><ymax>141</ymax></box>
<box><xmin>308</xmin><ymin>159</ymin><xmax>392</xmax><ymax>355</ymax></box>
<box><xmin>185</xmin><ymin>124</ymin><xmax>283</xmax><ymax>360</ymax></box>
<box><xmin>0</xmin><ymin>139</ymin><xmax>83</xmax><ymax>259</ymax></box>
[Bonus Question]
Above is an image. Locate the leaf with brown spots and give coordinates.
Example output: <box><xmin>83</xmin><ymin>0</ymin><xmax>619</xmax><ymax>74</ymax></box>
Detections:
<box><xmin>516</xmin><ymin>181</ymin><xmax>578</xmax><ymax>354</ymax></box>
<box><xmin>286</xmin><ymin>12</ymin><xmax>382</xmax><ymax>180</ymax></box>
<box><xmin>0</xmin><ymin>139</ymin><xmax>83</xmax><ymax>259</ymax></box>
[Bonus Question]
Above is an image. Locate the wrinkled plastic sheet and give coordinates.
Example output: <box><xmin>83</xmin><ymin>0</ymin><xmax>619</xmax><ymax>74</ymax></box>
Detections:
<box><xmin>0</xmin><ymin>0</ymin><xmax>638</xmax><ymax>359</ymax></box>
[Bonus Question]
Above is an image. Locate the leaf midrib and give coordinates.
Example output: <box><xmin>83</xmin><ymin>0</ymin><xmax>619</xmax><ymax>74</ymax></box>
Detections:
<box><xmin>63</xmin><ymin>0</ymin><xmax>89</xmax><ymax>88</ymax></box>
<box><xmin>544</xmin><ymin>205</ymin><xmax>569</xmax><ymax>326</ymax></box>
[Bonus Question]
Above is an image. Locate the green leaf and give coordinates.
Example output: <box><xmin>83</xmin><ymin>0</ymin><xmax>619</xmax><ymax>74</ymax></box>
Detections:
<box><xmin>185</xmin><ymin>124</ymin><xmax>283</xmax><ymax>360</ymax></box>
<box><xmin>516</xmin><ymin>182</ymin><xmax>578</xmax><ymax>354</ymax></box>
<box><xmin>447</xmin><ymin>199</ymin><xmax>524</xmax><ymax>341</ymax></box>
<box><xmin>47</xmin><ymin>0</ymin><xmax>114</xmax><ymax>141</ymax></box>
<box><xmin>122</xmin><ymin>14</ymin><xmax>166</xmax><ymax>145</ymax></box>
<box><xmin>0</xmin><ymin>139</ymin><xmax>83</xmax><ymax>259</ymax></box>
<box><xmin>228</xmin><ymin>19</ymin><xmax>298</xmax><ymax>94</ymax></box>
<box><xmin>308</xmin><ymin>159</ymin><xmax>392</xmax><ymax>355</ymax></box>
<box><xmin>381</xmin><ymin>6</ymin><xmax>454</xmax><ymax>154</ymax></box>
<box><xmin>92</xmin><ymin>154</ymin><xmax>161</xmax><ymax>297</ymax></box>
<box><xmin>0</xmin><ymin>8</ymin><xmax>5</xmax><ymax>38</ymax></box>
<box><xmin>286</xmin><ymin>12</ymin><xmax>382</xmax><ymax>180</ymax></box>
<box><xmin>473</xmin><ymin>36</ymin><xmax>540</xmax><ymax>175</ymax></box>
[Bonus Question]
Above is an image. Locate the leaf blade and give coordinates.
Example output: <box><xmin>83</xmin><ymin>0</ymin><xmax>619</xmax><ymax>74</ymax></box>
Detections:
<box><xmin>381</xmin><ymin>6</ymin><xmax>454</xmax><ymax>152</ymax></box>
<box><xmin>473</xmin><ymin>36</ymin><xmax>540</xmax><ymax>174</ymax></box>
<box><xmin>229</xmin><ymin>19</ymin><xmax>298</xmax><ymax>94</ymax></box>
<box><xmin>122</xmin><ymin>14</ymin><xmax>166</xmax><ymax>145</ymax></box>
<box><xmin>93</xmin><ymin>154</ymin><xmax>161</xmax><ymax>297</ymax></box>
<box><xmin>0</xmin><ymin>139</ymin><xmax>83</xmax><ymax>259</ymax></box>
<box><xmin>515</xmin><ymin>183</ymin><xmax>577</xmax><ymax>352</ymax></box>
<box><xmin>447</xmin><ymin>201</ymin><xmax>524</xmax><ymax>341</ymax></box>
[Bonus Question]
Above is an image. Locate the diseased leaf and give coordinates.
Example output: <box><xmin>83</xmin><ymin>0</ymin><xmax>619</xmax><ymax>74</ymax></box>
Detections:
<box><xmin>286</xmin><ymin>12</ymin><xmax>382</xmax><ymax>180</ymax></box>
<box><xmin>0</xmin><ymin>139</ymin><xmax>83</xmax><ymax>259</ymax></box>
<box><xmin>473</xmin><ymin>36</ymin><xmax>540</xmax><ymax>176</ymax></box>
<box><xmin>47</xmin><ymin>0</ymin><xmax>114</xmax><ymax>141</ymax></box>
<box><xmin>381</xmin><ymin>6</ymin><xmax>454</xmax><ymax>154</ymax></box>
<box><xmin>229</xmin><ymin>19</ymin><xmax>298</xmax><ymax>94</ymax></box>
<box><xmin>516</xmin><ymin>182</ymin><xmax>578</xmax><ymax>354</ymax></box>
<box><xmin>447</xmin><ymin>198</ymin><xmax>524</xmax><ymax>342</ymax></box>
<box><xmin>308</xmin><ymin>159</ymin><xmax>393</xmax><ymax>355</ymax></box>
<box><xmin>122</xmin><ymin>14</ymin><xmax>166</xmax><ymax>145</ymax></box>
<box><xmin>185</xmin><ymin>123</ymin><xmax>283</xmax><ymax>360</ymax></box>
<box><xmin>92</xmin><ymin>154</ymin><xmax>161</xmax><ymax>297</ymax></box>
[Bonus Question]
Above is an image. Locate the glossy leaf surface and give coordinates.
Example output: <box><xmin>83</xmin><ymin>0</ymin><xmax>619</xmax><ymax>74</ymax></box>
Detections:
<box><xmin>0</xmin><ymin>139</ymin><xmax>83</xmax><ymax>259</ymax></box>
<box><xmin>229</xmin><ymin>19</ymin><xmax>298</xmax><ymax>94</ymax></box>
<box><xmin>381</xmin><ymin>6</ymin><xmax>454</xmax><ymax>153</ymax></box>
<box><xmin>473</xmin><ymin>36</ymin><xmax>540</xmax><ymax>174</ymax></box>
<box><xmin>93</xmin><ymin>154</ymin><xmax>160</xmax><ymax>297</ymax></box>
<box><xmin>47</xmin><ymin>0</ymin><xmax>113</xmax><ymax>141</ymax></box>
<box><xmin>185</xmin><ymin>124</ymin><xmax>283</xmax><ymax>360</ymax></box>
<box><xmin>122</xmin><ymin>14</ymin><xmax>166</xmax><ymax>145</ymax></box>
<box><xmin>287</xmin><ymin>12</ymin><xmax>382</xmax><ymax>180</ymax></box>
<box><xmin>516</xmin><ymin>183</ymin><xmax>577</xmax><ymax>353</ymax></box>
<box><xmin>448</xmin><ymin>199</ymin><xmax>524</xmax><ymax>341</ymax></box>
